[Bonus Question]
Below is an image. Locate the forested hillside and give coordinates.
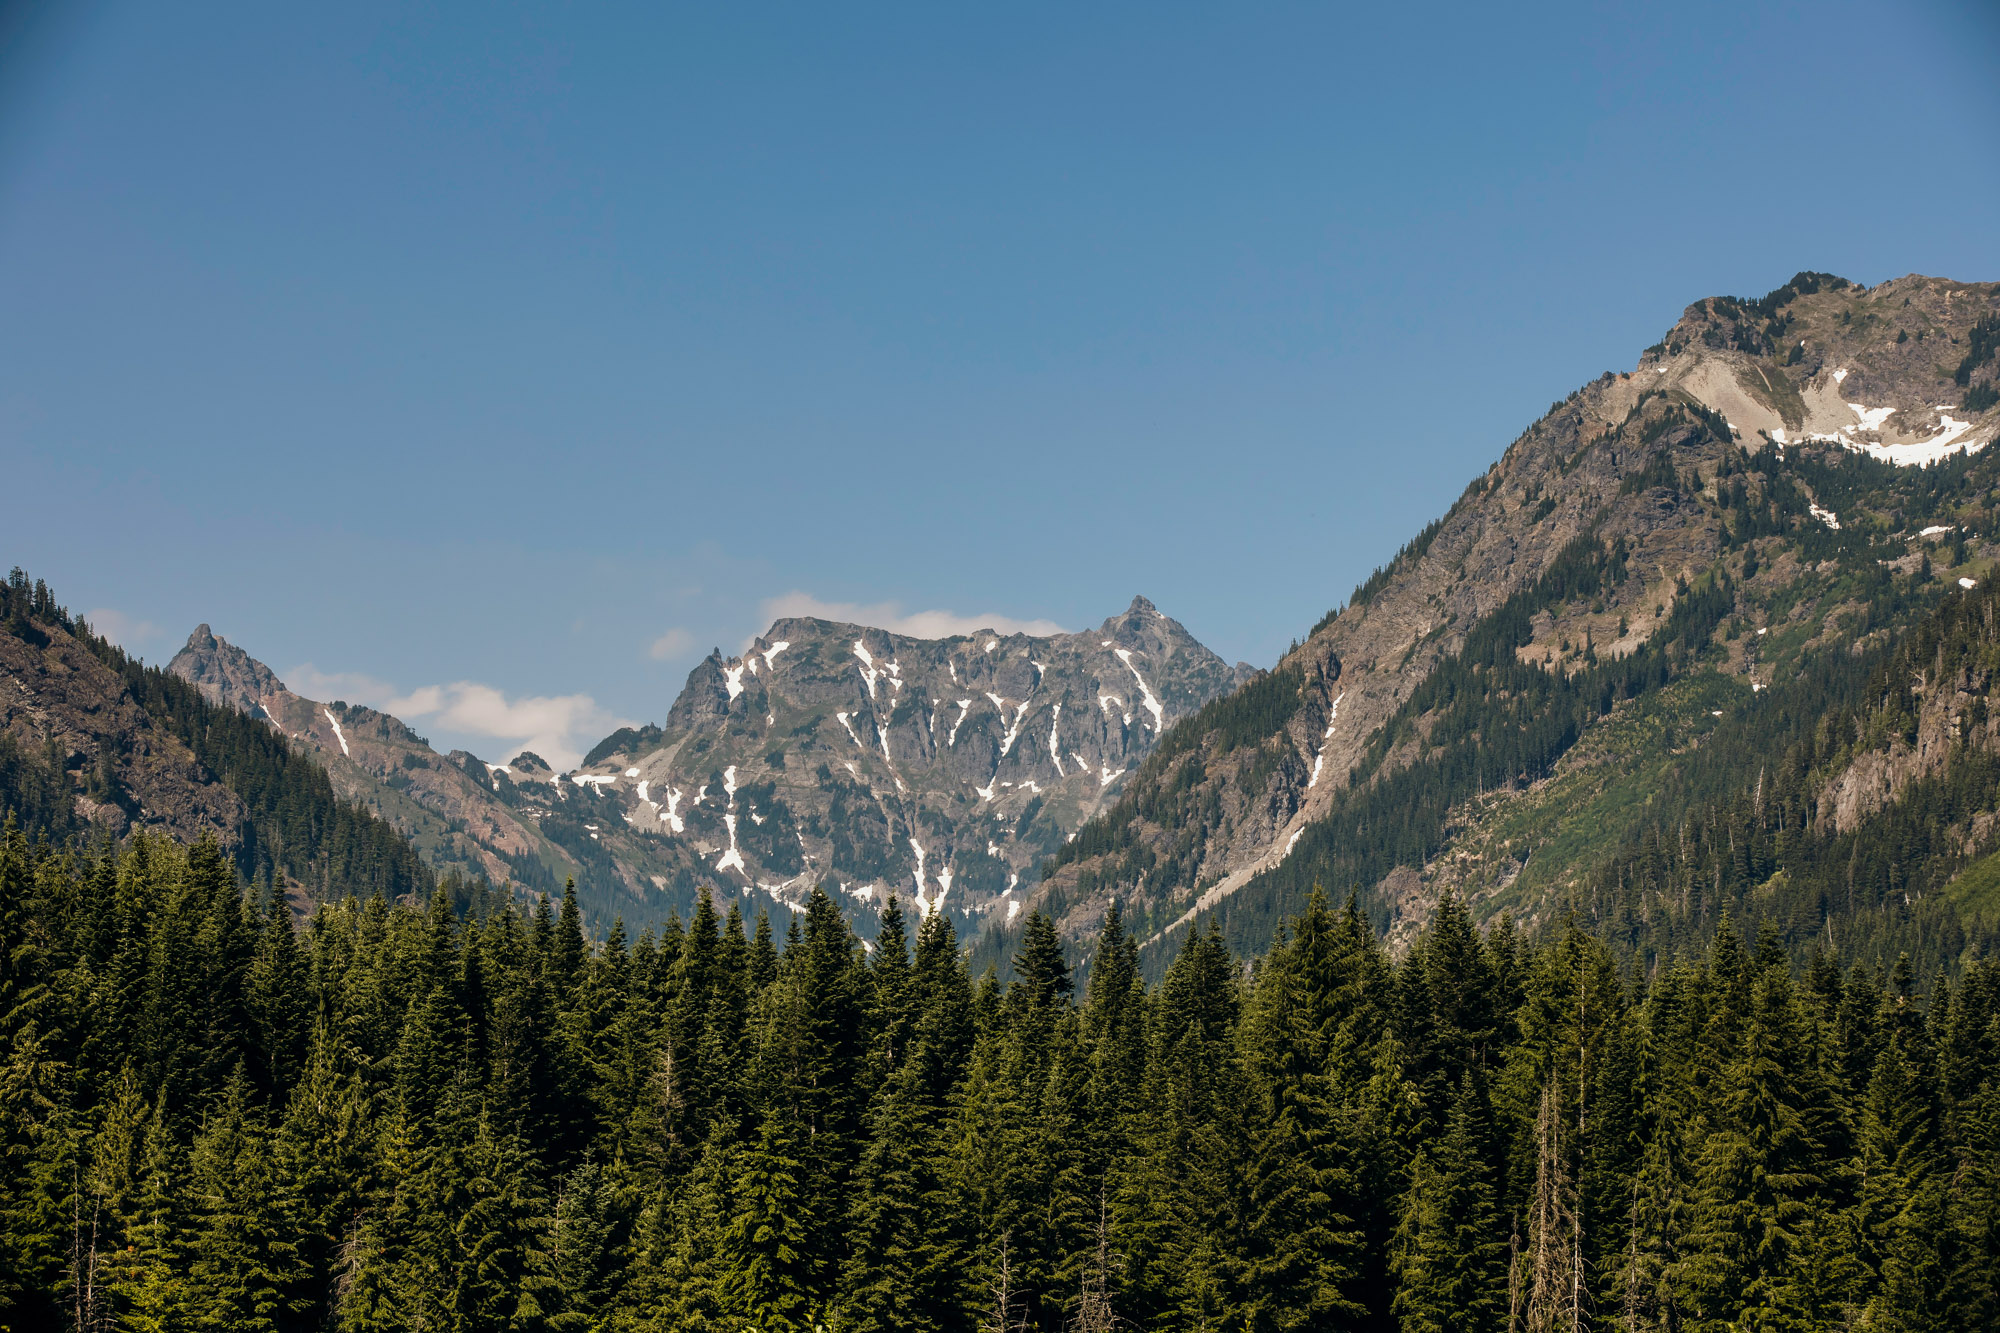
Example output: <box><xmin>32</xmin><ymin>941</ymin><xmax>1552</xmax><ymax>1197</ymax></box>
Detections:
<box><xmin>1</xmin><ymin>821</ymin><xmax>1995</xmax><ymax>1331</ymax></box>
<box><xmin>0</xmin><ymin>569</ymin><xmax>431</xmax><ymax>903</ymax></box>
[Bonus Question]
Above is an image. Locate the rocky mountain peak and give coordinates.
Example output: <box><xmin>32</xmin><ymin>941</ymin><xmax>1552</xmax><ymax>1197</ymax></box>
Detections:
<box><xmin>566</xmin><ymin>596</ymin><xmax>1248</xmax><ymax>937</ymax></box>
<box><xmin>168</xmin><ymin>624</ymin><xmax>287</xmax><ymax>716</ymax></box>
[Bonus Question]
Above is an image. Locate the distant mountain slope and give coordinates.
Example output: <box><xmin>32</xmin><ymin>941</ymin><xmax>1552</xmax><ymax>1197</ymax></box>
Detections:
<box><xmin>0</xmin><ymin>570</ymin><xmax>430</xmax><ymax>901</ymax></box>
<box><xmin>166</xmin><ymin>624</ymin><xmax>650</xmax><ymax>912</ymax></box>
<box><xmin>567</xmin><ymin>596</ymin><xmax>1253</xmax><ymax>937</ymax></box>
<box><xmin>1031</xmin><ymin>272</ymin><xmax>2000</xmax><ymax>973</ymax></box>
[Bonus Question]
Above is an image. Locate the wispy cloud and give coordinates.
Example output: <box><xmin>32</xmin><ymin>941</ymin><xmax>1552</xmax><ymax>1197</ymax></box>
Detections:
<box><xmin>648</xmin><ymin>627</ymin><xmax>696</xmax><ymax>661</ymax></box>
<box><xmin>287</xmin><ymin>664</ymin><xmax>628</xmax><ymax>771</ymax></box>
<box><xmin>757</xmin><ymin>592</ymin><xmax>1067</xmax><ymax>642</ymax></box>
<box><xmin>85</xmin><ymin>608</ymin><xmax>163</xmax><ymax>649</ymax></box>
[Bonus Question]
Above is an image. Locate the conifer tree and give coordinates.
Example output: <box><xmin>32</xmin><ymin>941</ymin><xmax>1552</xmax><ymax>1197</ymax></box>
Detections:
<box><xmin>1392</xmin><ymin>1073</ymin><xmax>1506</xmax><ymax>1333</ymax></box>
<box><xmin>723</xmin><ymin>1110</ymin><xmax>814</xmax><ymax>1332</ymax></box>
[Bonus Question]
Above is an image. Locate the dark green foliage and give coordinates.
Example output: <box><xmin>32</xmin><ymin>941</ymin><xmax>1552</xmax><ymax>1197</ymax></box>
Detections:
<box><xmin>1221</xmin><ymin>532</ymin><xmax>1731</xmax><ymax>956</ymax></box>
<box><xmin>1955</xmin><ymin>315</ymin><xmax>2000</xmax><ymax>387</ymax></box>
<box><xmin>2</xmin><ymin>815</ymin><xmax>1998</xmax><ymax>1331</ymax></box>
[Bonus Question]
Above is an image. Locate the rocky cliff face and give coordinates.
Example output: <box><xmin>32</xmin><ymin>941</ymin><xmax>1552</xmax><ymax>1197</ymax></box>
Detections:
<box><xmin>1033</xmin><ymin>272</ymin><xmax>2000</xmax><ymax>961</ymax></box>
<box><xmin>567</xmin><ymin>597</ymin><xmax>1251</xmax><ymax>935</ymax></box>
<box><xmin>168</xmin><ymin>624</ymin><xmax>285</xmax><ymax>716</ymax></box>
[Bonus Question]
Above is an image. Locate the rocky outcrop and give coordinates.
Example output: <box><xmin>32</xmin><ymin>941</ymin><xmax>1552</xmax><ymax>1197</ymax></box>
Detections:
<box><xmin>168</xmin><ymin>624</ymin><xmax>287</xmax><ymax>716</ymax></box>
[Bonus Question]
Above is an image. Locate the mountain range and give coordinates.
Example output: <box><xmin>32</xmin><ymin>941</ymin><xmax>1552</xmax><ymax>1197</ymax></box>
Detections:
<box><xmin>159</xmin><ymin>597</ymin><xmax>1251</xmax><ymax>938</ymax></box>
<box><xmin>8</xmin><ymin>269</ymin><xmax>2000</xmax><ymax>977</ymax></box>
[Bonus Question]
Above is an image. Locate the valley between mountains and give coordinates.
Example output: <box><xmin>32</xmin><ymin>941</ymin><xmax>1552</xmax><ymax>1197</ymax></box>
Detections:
<box><xmin>11</xmin><ymin>270</ymin><xmax>2000</xmax><ymax>978</ymax></box>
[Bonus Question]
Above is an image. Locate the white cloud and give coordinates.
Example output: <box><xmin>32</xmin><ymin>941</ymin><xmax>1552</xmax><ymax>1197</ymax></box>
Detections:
<box><xmin>287</xmin><ymin>663</ymin><xmax>628</xmax><ymax>771</ymax></box>
<box><xmin>85</xmin><ymin>608</ymin><xmax>163</xmax><ymax>648</ymax></box>
<box><xmin>286</xmin><ymin>665</ymin><xmax>403</xmax><ymax>706</ymax></box>
<box><xmin>758</xmin><ymin>591</ymin><xmax>1067</xmax><ymax>642</ymax></box>
<box><xmin>648</xmin><ymin>627</ymin><xmax>696</xmax><ymax>661</ymax></box>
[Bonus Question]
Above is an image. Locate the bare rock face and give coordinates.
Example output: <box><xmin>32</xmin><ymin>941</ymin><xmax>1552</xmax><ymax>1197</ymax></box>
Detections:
<box><xmin>566</xmin><ymin>597</ymin><xmax>1251</xmax><ymax>935</ymax></box>
<box><xmin>2</xmin><ymin>618</ymin><xmax>246</xmax><ymax>842</ymax></box>
<box><xmin>168</xmin><ymin>624</ymin><xmax>286</xmax><ymax>715</ymax></box>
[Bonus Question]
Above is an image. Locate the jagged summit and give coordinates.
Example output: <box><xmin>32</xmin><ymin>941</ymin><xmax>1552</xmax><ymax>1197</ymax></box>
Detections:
<box><xmin>169</xmin><ymin>624</ymin><xmax>288</xmax><ymax>716</ymax></box>
<box><xmin>570</xmin><ymin>596</ymin><xmax>1251</xmax><ymax>935</ymax></box>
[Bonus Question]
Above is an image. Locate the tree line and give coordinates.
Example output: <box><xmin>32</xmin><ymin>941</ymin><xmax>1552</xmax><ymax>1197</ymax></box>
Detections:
<box><xmin>1</xmin><ymin>819</ymin><xmax>1996</xmax><ymax>1331</ymax></box>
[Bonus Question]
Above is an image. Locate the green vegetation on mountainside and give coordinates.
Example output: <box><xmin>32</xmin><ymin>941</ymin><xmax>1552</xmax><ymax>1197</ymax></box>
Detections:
<box><xmin>1</xmin><ymin>568</ymin><xmax>432</xmax><ymax>902</ymax></box>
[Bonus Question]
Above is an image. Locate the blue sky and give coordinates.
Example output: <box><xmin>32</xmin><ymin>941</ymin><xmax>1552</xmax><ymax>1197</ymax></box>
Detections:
<box><xmin>5</xmin><ymin>1</ymin><xmax>1998</xmax><ymax>767</ymax></box>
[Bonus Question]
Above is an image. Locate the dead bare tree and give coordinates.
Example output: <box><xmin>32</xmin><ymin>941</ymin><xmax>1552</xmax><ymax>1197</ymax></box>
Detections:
<box><xmin>1070</xmin><ymin>1188</ymin><xmax>1123</xmax><ymax>1333</ymax></box>
<box><xmin>1525</xmin><ymin>1077</ymin><xmax>1586</xmax><ymax>1333</ymax></box>
<box><xmin>984</xmin><ymin>1229</ymin><xmax>1029</xmax><ymax>1333</ymax></box>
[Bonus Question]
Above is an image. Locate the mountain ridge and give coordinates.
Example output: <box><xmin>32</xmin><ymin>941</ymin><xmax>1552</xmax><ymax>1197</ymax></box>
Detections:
<box><xmin>1025</xmin><ymin>270</ymin><xmax>2000</xmax><ymax>973</ymax></box>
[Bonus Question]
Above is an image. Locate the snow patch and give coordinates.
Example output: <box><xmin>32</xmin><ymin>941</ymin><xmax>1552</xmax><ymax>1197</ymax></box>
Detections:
<box><xmin>1810</xmin><ymin>503</ymin><xmax>1840</xmax><ymax>531</ymax></box>
<box><xmin>322</xmin><ymin>709</ymin><xmax>351</xmax><ymax>757</ymax></box>
<box><xmin>723</xmin><ymin>664</ymin><xmax>746</xmax><ymax>701</ymax></box>
<box><xmin>984</xmin><ymin>639</ymin><xmax>998</xmax><ymax>652</ymax></box>
<box><xmin>1961</xmin><ymin>577</ymin><xmax>1979</xmax><ymax>590</ymax></box>
<box><xmin>949</xmin><ymin>699</ymin><xmax>972</xmax><ymax>746</ymax></box>
<box><xmin>625</xmin><ymin>767</ymin><xmax>640</xmax><ymax>777</ymax></box>
<box><xmin>1048</xmin><ymin>703</ymin><xmax>1064</xmax><ymax>776</ymax></box>
<box><xmin>1832</xmin><ymin>368</ymin><xmax>1849</xmax><ymax>384</ymax></box>
<box><xmin>716</xmin><ymin>825</ymin><xmax>744</xmax><ymax>874</ymax></box>
<box><xmin>1919</xmin><ymin>525</ymin><xmax>1956</xmax><ymax>537</ymax></box>
<box><xmin>1848</xmin><ymin>402</ymin><xmax>1896</xmax><ymax>432</ymax></box>
<box><xmin>1306</xmin><ymin>690</ymin><xmax>1346</xmax><ymax>789</ymax></box>
<box><xmin>1000</xmin><ymin>700</ymin><xmax>1031</xmax><ymax>756</ymax></box>
<box><xmin>1098</xmin><ymin>765</ymin><xmax>1125</xmax><ymax>787</ymax></box>
<box><xmin>715</xmin><ymin>765</ymin><xmax>745</xmax><ymax>874</ymax></box>
<box><xmin>761</xmin><ymin>640</ymin><xmax>791</xmax><ymax>669</ymax></box>
<box><xmin>1113</xmin><ymin>649</ymin><xmax>1165</xmax><ymax>732</ymax></box>
<box><xmin>836</xmin><ymin>712</ymin><xmax>864</xmax><ymax>748</ymax></box>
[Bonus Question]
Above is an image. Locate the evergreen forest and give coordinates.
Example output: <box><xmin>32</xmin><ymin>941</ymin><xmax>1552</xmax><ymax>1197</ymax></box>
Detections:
<box><xmin>2</xmin><ymin>821</ymin><xmax>1996</xmax><ymax>1332</ymax></box>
